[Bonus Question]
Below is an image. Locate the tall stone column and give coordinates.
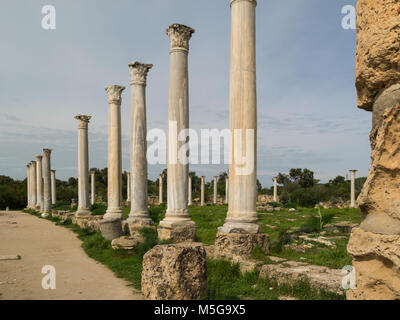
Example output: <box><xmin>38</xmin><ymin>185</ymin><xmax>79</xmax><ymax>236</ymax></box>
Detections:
<box><xmin>75</xmin><ymin>115</ymin><xmax>92</xmax><ymax>217</ymax></box>
<box><xmin>35</xmin><ymin>155</ymin><xmax>43</xmax><ymax>211</ymax></box>
<box><xmin>127</xmin><ymin>62</ymin><xmax>154</xmax><ymax>230</ymax></box>
<box><xmin>159</xmin><ymin>174</ymin><xmax>163</xmax><ymax>204</ymax></box>
<box><xmin>215</xmin><ymin>0</ymin><xmax>269</xmax><ymax>259</ymax></box>
<box><xmin>51</xmin><ymin>170</ymin><xmax>56</xmax><ymax>206</ymax></box>
<box><xmin>219</xmin><ymin>0</ymin><xmax>259</xmax><ymax>234</ymax></box>
<box><xmin>188</xmin><ymin>175</ymin><xmax>192</xmax><ymax>206</ymax></box>
<box><xmin>200</xmin><ymin>176</ymin><xmax>205</xmax><ymax>206</ymax></box>
<box><xmin>158</xmin><ymin>24</ymin><xmax>197</xmax><ymax>242</ymax></box>
<box><xmin>42</xmin><ymin>149</ymin><xmax>52</xmax><ymax>217</ymax></box>
<box><xmin>30</xmin><ymin>161</ymin><xmax>37</xmax><ymax>209</ymax></box>
<box><xmin>213</xmin><ymin>176</ymin><xmax>218</xmax><ymax>204</ymax></box>
<box><xmin>273</xmin><ymin>177</ymin><xmax>278</xmax><ymax>203</ymax></box>
<box><xmin>90</xmin><ymin>169</ymin><xmax>96</xmax><ymax>205</ymax></box>
<box><xmin>126</xmin><ymin>172</ymin><xmax>131</xmax><ymax>203</ymax></box>
<box><xmin>349</xmin><ymin>170</ymin><xmax>357</xmax><ymax>208</ymax></box>
<box><xmin>26</xmin><ymin>164</ymin><xmax>30</xmax><ymax>208</ymax></box>
<box><xmin>104</xmin><ymin>85</ymin><xmax>125</xmax><ymax>219</ymax></box>
<box><xmin>225</xmin><ymin>176</ymin><xmax>229</xmax><ymax>204</ymax></box>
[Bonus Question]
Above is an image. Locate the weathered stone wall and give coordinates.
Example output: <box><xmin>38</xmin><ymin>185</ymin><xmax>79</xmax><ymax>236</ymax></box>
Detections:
<box><xmin>348</xmin><ymin>0</ymin><xmax>400</xmax><ymax>299</ymax></box>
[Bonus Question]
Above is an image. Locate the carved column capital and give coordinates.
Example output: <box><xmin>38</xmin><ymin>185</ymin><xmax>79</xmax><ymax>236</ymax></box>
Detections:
<box><xmin>166</xmin><ymin>23</ymin><xmax>195</xmax><ymax>52</ymax></box>
<box><xmin>129</xmin><ymin>62</ymin><xmax>153</xmax><ymax>86</ymax></box>
<box><xmin>75</xmin><ymin>115</ymin><xmax>92</xmax><ymax>129</ymax></box>
<box><xmin>36</xmin><ymin>155</ymin><xmax>43</xmax><ymax>161</ymax></box>
<box><xmin>43</xmin><ymin>149</ymin><xmax>52</xmax><ymax>157</ymax></box>
<box><xmin>105</xmin><ymin>85</ymin><xmax>125</xmax><ymax>105</ymax></box>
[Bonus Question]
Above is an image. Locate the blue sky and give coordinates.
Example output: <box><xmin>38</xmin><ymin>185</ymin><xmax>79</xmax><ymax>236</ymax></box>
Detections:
<box><xmin>0</xmin><ymin>0</ymin><xmax>368</xmax><ymax>187</ymax></box>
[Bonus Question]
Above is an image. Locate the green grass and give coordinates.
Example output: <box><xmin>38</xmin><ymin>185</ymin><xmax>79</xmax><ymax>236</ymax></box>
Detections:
<box><xmin>207</xmin><ymin>259</ymin><xmax>345</xmax><ymax>300</ymax></box>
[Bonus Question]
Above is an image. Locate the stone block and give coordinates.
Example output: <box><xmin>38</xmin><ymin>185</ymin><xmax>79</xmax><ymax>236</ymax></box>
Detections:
<box><xmin>99</xmin><ymin>217</ymin><xmax>123</xmax><ymax>240</ymax></box>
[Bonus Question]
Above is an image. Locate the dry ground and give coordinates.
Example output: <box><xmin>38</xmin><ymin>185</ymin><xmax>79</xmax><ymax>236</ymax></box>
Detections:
<box><xmin>0</xmin><ymin>210</ymin><xmax>143</xmax><ymax>300</ymax></box>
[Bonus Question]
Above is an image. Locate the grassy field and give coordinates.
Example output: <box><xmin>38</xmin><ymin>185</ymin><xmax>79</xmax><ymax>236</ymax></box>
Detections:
<box><xmin>24</xmin><ymin>204</ymin><xmax>359</xmax><ymax>300</ymax></box>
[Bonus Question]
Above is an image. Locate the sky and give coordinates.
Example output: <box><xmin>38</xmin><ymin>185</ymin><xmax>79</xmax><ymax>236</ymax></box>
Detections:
<box><xmin>0</xmin><ymin>0</ymin><xmax>369</xmax><ymax>187</ymax></box>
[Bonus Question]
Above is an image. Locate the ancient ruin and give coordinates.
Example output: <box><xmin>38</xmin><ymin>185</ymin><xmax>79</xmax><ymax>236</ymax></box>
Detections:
<box><xmin>347</xmin><ymin>0</ymin><xmax>400</xmax><ymax>300</ymax></box>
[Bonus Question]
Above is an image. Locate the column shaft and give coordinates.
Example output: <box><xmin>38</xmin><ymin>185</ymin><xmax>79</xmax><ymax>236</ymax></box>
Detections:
<box><xmin>42</xmin><ymin>149</ymin><xmax>52</xmax><ymax>215</ymax></box>
<box><xmin>36</xmin><ymin>156</ymin><xmax>43</xmax><ymax>211</ymax></box>
<box><xmin>127</xmin><ymin>62</ymin><xmax>153</xmax><ymax>227</ymax></box>
<box><xmin>201</xmin><ymin>176</ymin><xmax>205</xmax><ymax>206</ymax></box>
<box><xmin>75</xmin><ymin>115</ymin><xmax>91</xmax><ymax>216</ymax></box>
<box><xmin>90</xmin><ymin>170</ymin><xmax>96</xmax><ymax>205</ymax></box>
<box><xmin>159</xmin><ymin>175</ymin><xmax>163</xmax><ymax>204</ymax></box>
<box><xmin>213</xmin><ymin>176</ymin><xmax>218</xmax><ymax>204</ymax></box>
<box><xmin>188</xmin><ymin>175</ymin><xmax>192</xmax><ymax>206</ymax></box>
<box><xmin>31</xmin><ymin>161</ymin><xmax>37</xmax><ymax>208</ymax></box>
<box><xmin>51</xmin><ymin>170</ymin><xmax>56</xmax><ymax>206</ymax></box>
<box><xmin>126</xmin><ymin>172</ymin><xmax>131</xmax><ymax>202</ymax></box>
<box><xmin>221</xmin><ymin>0</ymin><xmax>259</xmax><ymax>234</ymax></box>
<box><xmin>273</xmin><ymin>177</ymin><xmax>277</xmax><ymax>203</ymax></box>
<box><xmin>225</xmin><ymin>177</ymin><xmax>229</xmax><ymax>204</ymax></box>
<box><xmin>26</xmin><ymin>165</ymin><xmax>30</xmax><ymax>208</ymax></box>
<box><xmin>350</xmin><ymin>170</ymin><xmax>357</xmax><ymax>208</ymax></box>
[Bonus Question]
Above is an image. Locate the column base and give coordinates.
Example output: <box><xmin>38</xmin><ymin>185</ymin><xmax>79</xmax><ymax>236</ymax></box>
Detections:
<box><xmin>157</xmin><ymin>218</ymin><xmax>197</xmax><ymax>243</ymax></box>
<box><xmin>103</xmin><ymin>208</ymin><xmax>124</xmax><ymax>220</ymax></box>
<box><xmin>214</xmin><ymin>231</ymin><xmax>270</xmax><ymax>259</ymax></box>
<box><xmin>41</xmin><ymin>212</ymin><xmax>49</xmax><ymax>218</ymax></box>
<box><xmin>218</xmin><ymin>219</ymin><xmax>260</xmax><ymax>234</ymax></box>
<box><xmin>75</xmin><ymin>208</ymin><xmax>91</xmax><ymax>217</ymax></box>
<box><xmin>126</xmin><ymin>215</ymin><xmax>155</xmax><ymax>236</ymax></box>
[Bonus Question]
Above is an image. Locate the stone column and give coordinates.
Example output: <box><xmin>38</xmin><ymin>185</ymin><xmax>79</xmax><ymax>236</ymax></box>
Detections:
<box><xmin>188</xmin><ymin>175</ymin><xmax>192</xmax><ymax>206</ymax></box>
<box><xmin>51</xmin><ymin>170</ymin><xmax>56</xmax><ymax>206</ymax></box>
<box><xmin>158</xmin><ymin>24</ymin><xmax>197</xmax><ymax>242</ymax></box>
<box><xmin>42</xmin><ymin>149</ymin><xmax>52</xmax><ymax>217</ymax></box>
<box><xmin>127</xmin><ymin>62</ymin><xmax>154</xmax><ymax>229</ymax></box>
<box><xmin>159</xmin><ymin>174</ymin><xmax>163</xmax><ymax>204</ymax></box>
<box><xmin>200</xmin><ymin>176</ymin><xmax>205</xmax><ymax>206</ymax></box>
<box><xmin>225</xmin><ymin>176</ymin><xmax>229</xmax><ymax>204</ymax></box>
<box><xmin>273</xmin><ymin>177</ymin><xmax>278</xmax><ymax>203</ymax></box>
<box><xmin>26</xmin><ymin>164</ymin><xmax>30</xmax><ymax>208</ymax></box>
<box><xmin>104</xmin><ymin>85</ymin><xmax>125</xmax><ymax>219</ymax></box>
<box><xmin>35</xmin><ymin>155</ymin><xmax>43</xmax><ymax>211</ymax></box>
<box><xmin>75</xmin><ymin>115</ymin><xmax>91</xmax><ymax>217</ymax></box>
<box><xmin>213</xmin><ymin>176</ymin><xmax>218</xmax><ymax>204</ymax></box>
<box><xmin>30</xmin><ymin>161</ymin><xmax>37</xmax><ymax>209</ymax></box>
<box><xmin>90</xmin><ymin>169</ymin><xmax>96</xmax><ymax>205</ymax></box>
<box><xmin>126</xmin><ymin>172</ymin><xmax>131</xmax><ymax>203</ymax></box>
<box><xmin>219</xmin><ymin>0</ymin><xmax>259</xmax><ymax>234</ymax></box>
<box><xmin>349</xmin><ymin>170</ymin><xmax>357</xmax><ymax>208</ymax></box>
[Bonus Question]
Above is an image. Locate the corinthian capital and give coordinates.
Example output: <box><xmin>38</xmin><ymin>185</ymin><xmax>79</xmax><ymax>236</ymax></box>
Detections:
<box><xmin>129</xmin><ymin>62</ymin><xmax>153</xmax><ymax>86</ymax></box>
<box><xmin>166</xmin><ymin>23</ymin><xmax>195</xmax><ymax>52</ymax></box>
<box><xmin>75</xmin><ymin>115</ymin><xmax>92</xmax><ymax>129</ymax></box>
<box><xmin>43</xmin><ymin>149</ymin><xmax>52</xmax><ymax>157</ymax></box>
<box><xmin>105</xmin><ymin>85</ymin><xmax>125</xmax><ymax>104</ymax></box>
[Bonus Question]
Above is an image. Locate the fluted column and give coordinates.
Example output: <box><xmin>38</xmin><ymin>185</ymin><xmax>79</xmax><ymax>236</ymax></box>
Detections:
<box><xmin>188</xmin><ymin>175</ymin><xmax>192</xmax><ymax>206</ymax></box>
<box><xmin>35</xmin><ymin>155</ymin><xmax>43</xmax><ymax>211</ymax></box>
<box><xmin>42</xmin><ymin>149</ymin><xmax>52</xmax><ymax>216</ymax></box>
<box><xmin>127</xmin><ymin>62</ymin><xmax>153</xmax><ymax>228</ymax></box>
<box><xmin>273</xmin><ymin>177</ymin><xmax>277</xmax><ymax>203</ymax></box>
<box><xmin>104</xmin><ymin>85</ymin><xmax>125</xmax><ymax>219</ymax></box>
<box><xmin>213</xmin><ymin>176</ymin><xmax>218</xmax><ymax>204</ymax></box>
<box><xmin>126</xmin><ymin>172</ymin><xmax>131</xmax><ymax>202</ymax></box>
<box><xmin>90</xmin><ymin>169</ymin><xmax>96</xmax><ymax>205</ymax></box>
<box><xmin>30</xmin><ymin>161</ymin><xmax>37</xmax><ymax>209</ymax></box>
<box><xmin>158</xmin><ymin>24</ymin><xmax>196</xmax><ymax>242</ymax></box>
<box><xmin>201</xmin><ymin>176</ymin><xmax>205</xmax><ymax>206</ymax></box>
<box><xmin>350</xmin><ymin>170</ymin><xmax>358</xmax><ymax>208</ymax></box>
<box><xmin>26</xmin><ymin>164</ymin><xmax>30</xmax><ymax>208</ymax></box>
<box><xmin>159</xmin><ymin>174</ymin><xmax>163</xmax><ymax>204</ymax></box>
<box><xmin>225</xmin><ymin>176</ymin><xmax>229</xmax><ymax>204</ymax></box>
<box><xmin>51</xmin><ymin>170</ymin><xmax>56</xmax><ymax>206</ymax></box>
<box><xmin>75</xmin><ymin>115</ymin><xmax>91</xmax><ymax>217</ymax></box>
<box><xmin>220</xmin><ymin>0</ymin><xmax>259</xmax><ymax>234</ymax></box>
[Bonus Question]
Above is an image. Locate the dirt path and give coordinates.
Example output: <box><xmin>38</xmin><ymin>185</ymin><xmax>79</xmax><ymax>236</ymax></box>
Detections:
<box><xmin>0</xmin><ymin>211</ymin><xmax>143</xmax><ymax>300</ymax></box>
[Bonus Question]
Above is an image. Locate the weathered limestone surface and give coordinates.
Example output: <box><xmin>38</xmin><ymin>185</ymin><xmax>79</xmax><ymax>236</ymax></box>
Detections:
<box><xmin>348</xmin><ymin>0</ymin><xmax>400</xmax><ymax>300</ymax></box>
<box><xmin>355</xmin><ymin>0</ymin><xmax>400</xmax><ymax>111</ymax></box>
<box><xmin>111</xmin><ymin>234</ymin><xmax>144</xmax><ymax>251</ymax></box>
<box><xmin>99</xmin><ymin>217</ymin><xmax>123</xmax><ymax>240</ymax></box>
<box><xmin>141</xmin><ymin>243</ymin><xmax>207</xmax><ymax>300</ymax></box>
<box><xmin>214</xmin><ymin>231</ymin><xmax>269</xmax><ymax>259</ymax></box>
